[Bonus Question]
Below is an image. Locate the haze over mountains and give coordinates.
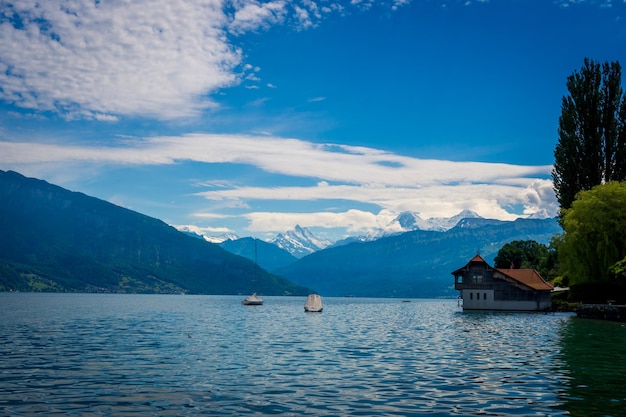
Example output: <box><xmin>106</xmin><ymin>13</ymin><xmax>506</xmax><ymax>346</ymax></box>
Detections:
<box><xmin>0</xmin><ymin>169</ymin><xmax>562</xmax><ymax>298</ymax></box>
<box><xmin>275</xmin><ymin>217</ymin><xmax>561</xmax><ymax>298</ymax></box>
<box><xmin>182</xmin><ymin>208</ymin><xmax>513</xmax><ymax>259</ymax></box>
<box><xmin>221</xmin><ymin>217</ymin><xmax>561</xmax><ymax>298</ymax></box>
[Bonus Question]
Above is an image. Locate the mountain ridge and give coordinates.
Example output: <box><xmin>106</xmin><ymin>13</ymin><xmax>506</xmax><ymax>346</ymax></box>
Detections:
<box><xmin>203</xmin><ymin>210</ymin><xmax>538</xmax><ymax>258</ymax></box>
<box><xmin>0</xmin><ymin>170</ymin><xmax>562</xmax><ymax>298</ymax></box>
<box><xmin>0</xmin><ymin>170</ymin><xmax>310</xmax><ymax>295</ymax></box>
<box><xmin>270</xmin><ymin>225</ymin><xmax>333</xmax><ymax>258</ymax></box>
<box><xmin>275</xmin><ymin>217</ymin><xmax>561</xmax><ymax>298</ymax></box>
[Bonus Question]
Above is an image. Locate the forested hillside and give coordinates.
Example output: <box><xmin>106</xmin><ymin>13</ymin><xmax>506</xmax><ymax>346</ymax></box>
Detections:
<box><xmin>0</xmin><ymin>170</ymin><xmax>310</xmax><ymax>295</ymax></box>
<box><xmin>277</xmin><ymin>218</ymin><xmax>562</xmax><ymax>298</ymax></box>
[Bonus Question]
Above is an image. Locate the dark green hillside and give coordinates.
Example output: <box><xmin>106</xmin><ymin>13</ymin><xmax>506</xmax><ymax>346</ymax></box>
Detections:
<box><xmin>277</xmin><ymin>218</ymin><xmax>562</xmax><ymax>298</ymax></box>
<box><xmin>0</xmin><ymin>170</ymin><xmax>309</xmax><ymax>295</ymax></box>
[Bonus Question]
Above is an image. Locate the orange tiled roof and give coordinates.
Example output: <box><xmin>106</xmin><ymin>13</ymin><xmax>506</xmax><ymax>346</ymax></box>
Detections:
<box><xmin>497</xmin><ymin>268</ymin><xmax>554</xmax><ymax>291</ymax></box>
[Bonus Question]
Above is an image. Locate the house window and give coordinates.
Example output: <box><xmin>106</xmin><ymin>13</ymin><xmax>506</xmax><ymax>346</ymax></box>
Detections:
<box><xmin>477</xmin><ymin>293</ymin><xmax>480</xmax><ymax>300</ymax></box>
<box><xmin>484</xmin><ymin>293</ymin><xmax>487</xmax><ymax>300</ymax></box>
<box><xmin>473</xmin><ymin>274</ymin><xmax>483</xmax><ymax>283</ymax></box>
<box><xmin>470</xmin><ymin>293</ymin><xmax>473</xmax><ymax>300</ymax></box>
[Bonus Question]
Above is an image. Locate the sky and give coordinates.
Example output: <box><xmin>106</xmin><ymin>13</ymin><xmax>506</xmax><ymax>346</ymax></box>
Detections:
<box><xmin>1</xmin><ymin>0</ymin><xmax>625</xmax><ymax>242</ymax></box>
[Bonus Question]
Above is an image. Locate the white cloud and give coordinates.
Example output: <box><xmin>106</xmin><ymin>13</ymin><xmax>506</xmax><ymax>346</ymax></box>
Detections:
<box><xmin>392</xmin><ymin>0</ymin><xmax>412</xmax><ymax>10</ymax></box>
<box><xmin>0</xmin><ymin>134</ymin><xmax>553</xmax><ymax>187</ymax></box>
<box><xmin>245</xmin><ymin>209</ymin><xmax>380</xmax><ymax>232</ymax></box>
<box><xmin>0</xmin><ymin>0</ymin><xmax>239</xmax><ymax>119</ymax></box>
<box><xmin>229</xmin><ymin>1</ymin><xmax>287</xmax><ymax>34</ymax></box>
<box><xmin>0</xmin><ymin>133</ymin><xmax>557</xmax><ymax>233</ymax></box>
<box><xmin>0</xmin><ymin>0</ymin><xmax>615</xmax><ymax>122</ymax></box>
<box><xmin>0</xmin><ymin>0</ymin><xmax>442</xmax><ymax>121</ymax></box>
<box><xmin>519</xmin><ymin>179</ymin><xmax>559</xmax><ymax>217</ymax></box>
<box><xmin>198</xmin><ymin>181</ymin><xmax>551</xmax><ymax>220</ymax></box>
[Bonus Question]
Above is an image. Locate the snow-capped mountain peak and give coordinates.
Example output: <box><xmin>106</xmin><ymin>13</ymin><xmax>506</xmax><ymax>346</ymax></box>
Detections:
<box><xmin>395</xmin><ymin>211</ymin><xmax>423</xmax><ymax>229</ymax></box>
<box><xmin>174</xmin><ymin>225</ymin><xmax>238</xmax><ymax>243</ymax></box>
<box><xmin>441</xmin><ymin>210</ymin><xmax>483</xmax><ymax>229</ymax></box>
<box><xmin>202</xmin><ymin>233</ymin><xmax>239</xmax><ymax>244</ymax></box>
<box><xmin>388</xmin><ymin>210</ymin><xmax>483</xmax><ymax>233</ymax></box>
<box><xmin>271</xmin><ymin>225</ymin><xmax>332</xmax><ymax>258</ymax></box>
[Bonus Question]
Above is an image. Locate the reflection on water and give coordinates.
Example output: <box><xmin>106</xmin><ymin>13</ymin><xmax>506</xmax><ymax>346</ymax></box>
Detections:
<box><xmin>558</xmin><ymin>317</ymin><xmax>626</xmax><ymax>417</ymax></box>
<box><xmin>0</xmin><ymin>293</ymin><xmax>623</xmax><ymax>416</ymax></box>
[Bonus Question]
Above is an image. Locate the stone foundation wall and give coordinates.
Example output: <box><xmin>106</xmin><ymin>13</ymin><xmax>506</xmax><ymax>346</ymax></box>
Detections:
<box><xmin>576</xmin><ymin>304</ymin><xmax>626</xmax><ymax>322</ymax></box>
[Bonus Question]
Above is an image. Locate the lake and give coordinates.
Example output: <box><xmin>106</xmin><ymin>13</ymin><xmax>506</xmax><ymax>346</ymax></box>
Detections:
<box><xmin>1</xmin><ymin>293</ymin><xmax>625</xmax><ymax>416</ymax></box>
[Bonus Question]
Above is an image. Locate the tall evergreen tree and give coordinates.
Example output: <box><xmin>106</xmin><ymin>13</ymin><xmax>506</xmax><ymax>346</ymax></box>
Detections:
<box><xmin>552</xmin><ymin>58</ymin><xmax>626</xmax><ymax>213</ymax></box>
<box><xmin>601</xmin><ymin>62</ymin><xmax>624</xmax><ymax>180</ymax></box>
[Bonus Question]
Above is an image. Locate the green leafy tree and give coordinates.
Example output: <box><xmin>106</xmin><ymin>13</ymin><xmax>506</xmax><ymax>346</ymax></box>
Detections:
<box><xmin>541</xmin><ymin>235</ymin><xmax>562</xmax><ymax>283</ymax></box>
<box><xmin>494</xmin><ymin>240</ymin><xmax>549</xmax><ymax>270</ymax></box>
<box><xmin>558</xmin><ymin>182</ymin><xmax>626</xmax><ymax>301</ymax></box>
<box><xmin>552</xmin><ymin>58</ymin><xmax>626</xmax><ymax>214</ymax></box>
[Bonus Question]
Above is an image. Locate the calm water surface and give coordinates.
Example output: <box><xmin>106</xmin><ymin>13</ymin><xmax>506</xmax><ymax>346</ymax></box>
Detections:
<box><xmin>1</xmin><ymin>293</ymin><xmax>625</xmax><ymax>416</ymax></box>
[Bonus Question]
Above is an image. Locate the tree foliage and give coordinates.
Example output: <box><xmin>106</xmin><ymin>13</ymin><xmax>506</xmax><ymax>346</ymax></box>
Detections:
<box><xmin>493</xmin><ymin>239</ymin><xmax>558</xmax><ymax>281</ymax></box>
<box><xmin>494</xmin><ymin>240</ymin><xmax>548</xmax><ymax>270</ymax></box>
<box><xmin>552</xmin><ymin>58</ymin><xmax>626</xmax><ymax>213</ymax></box>
<box><xmin>558</xmin><ymin>182</ymin><xmax>626</xmax><ymax>292</ymax></box>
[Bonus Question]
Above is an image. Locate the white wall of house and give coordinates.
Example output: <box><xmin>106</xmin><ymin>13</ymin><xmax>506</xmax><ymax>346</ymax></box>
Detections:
<box><xmin>461</xmin><ymin>290</ymin><xmax>551</xmax><ymax>311</ymax></box>
<box><xmin>461</xmin><ymin>289</ymin><xmax>494</xmax><ymax>310</ymax></box>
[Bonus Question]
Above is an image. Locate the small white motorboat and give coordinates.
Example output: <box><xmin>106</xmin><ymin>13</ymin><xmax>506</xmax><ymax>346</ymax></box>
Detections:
<box><xmin>304</xmin><ymin>294</ymin><xmax>323</xmax><ymax>312</ymax></box>
<box><xmin>242</xmin><ymin>292</ymin><xmax>264</xmax><ymax>306</ymax></box>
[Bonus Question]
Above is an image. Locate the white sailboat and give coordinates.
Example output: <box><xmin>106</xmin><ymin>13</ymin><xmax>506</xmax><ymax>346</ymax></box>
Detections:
<box><xmin>242</xmin><ymin>239</ymin><xmax>264</xmax><ymax>306</ymax></box>
<box><xmin>304</xmin><ymin>294</ymin><xmax>323</xmax><ymax>312</ymax></box>
<box><xmin>242</xmin><ymin>292</ymin><xmax>264</xmax><ymax>305</ymax></box>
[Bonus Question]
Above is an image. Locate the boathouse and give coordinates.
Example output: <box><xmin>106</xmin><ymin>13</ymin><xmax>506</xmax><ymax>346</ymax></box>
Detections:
<box><xmin>452</xmin><ymin>254</ymin><xmax>553</xmax><ymax>311</ymax></box>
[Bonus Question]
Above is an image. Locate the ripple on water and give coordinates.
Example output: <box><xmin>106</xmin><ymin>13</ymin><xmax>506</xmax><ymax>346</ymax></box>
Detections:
<box><xmin>3</xmin><ymin>294</ymin><xmax>620</xmax><ymax>416</ymax></box>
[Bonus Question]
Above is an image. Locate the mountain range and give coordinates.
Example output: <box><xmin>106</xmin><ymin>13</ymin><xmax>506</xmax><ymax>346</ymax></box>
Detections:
<box><xmin>0</xmin><ymin>169</ymin><xmax>562</xmax><ymax>298</ymax></box>
<box><xmin>273</xmin><ymin>217</ymin><xmax>561</xmax><ymax>298</ymax></box>
<box><xmin>219</xmin><ymin>215</ymin><xmax>561</xmax><ymax>298</ymax></box>
<box><xmin>270</xmin><ymin>225</ymin><xmax>333</xmax><ymax>258</ymax></box>
<box><xmin>0</xmin><ymin>170</ymin><xmax>310</xmax><ymax>295</ymax></box>
<box><xmin>187</xmin><ymin>209</ymin><xmax>517</xmax><ymax>258</ymax></box>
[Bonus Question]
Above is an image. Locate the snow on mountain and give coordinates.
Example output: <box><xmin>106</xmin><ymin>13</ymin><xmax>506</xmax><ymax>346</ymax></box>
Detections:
<box><xmin>330</xmin><ymin>210</ymin><xmax>487</xmax><ymax>248</ymax></box>
<box><xmin>427</xmin><ymin>209</ymin><xmax>483</xmax><ymax>231</ymax></box>
<box><xmin>453</xmin><ymin>217</ymin><xmax>504</xmax><ymax>229</ymax></box>
<box><xmin>387</xmin><ymin>209</ymin><xmax>483</xmax><ymax>233</ymax></box>
<box><xmin>395</xmin><ymin>211</ymin><xmax>422</xmax><ymax>229</ymax></box>
<box><xmin>202</xmin><ymin>233</ymin><xmax>239</xmax><ymax>244</ymax></box>
<box><xmin>174</xmin><ymin>225</ymin><xmax>238</xmax><ymax>244</ymax></box>
<box><xmin>178</xmin><ymin>210</ymin><xmax>542</xmax><ymax>257</ymax></box>
<box><xmin>271</xmin><ymin>225</ymin><xmax>333</xmax><ymax>258</ymax></box>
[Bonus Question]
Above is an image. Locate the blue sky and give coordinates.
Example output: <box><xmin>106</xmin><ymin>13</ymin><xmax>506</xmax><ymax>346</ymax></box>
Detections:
<box><xmin>1</xmin><ymin>0</ymin><xmax>625</xmax><ymax>241</ymax></box>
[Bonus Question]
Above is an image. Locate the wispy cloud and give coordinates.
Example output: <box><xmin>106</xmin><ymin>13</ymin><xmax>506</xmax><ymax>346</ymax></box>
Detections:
<box><xmin>0</xmin><ymin>1</ymin><xmax>240</xmax><ymax>120</ymax></box>
<box><xmin>0</xmin><ymin>0</ymin><xmax>614</xmax><ymax>122</ymax></box>
<box><xmin>0</xmin><ymin>0</ymin><xmax>411</xmax><ymax>121</ymax></box>
<box><xmin>229</xmin><ymin>0</ymin><xmax>288</xmax><ymax>34</ymax></box>
<box><xmin>0</xmin><ymin>133</ymin><xmax>558</xmax><ymax>234</ymax></box>
<box><xmin>0</xmin><ymin>134</ymin><xmax>551</xmax><ymax>185</ymax></box>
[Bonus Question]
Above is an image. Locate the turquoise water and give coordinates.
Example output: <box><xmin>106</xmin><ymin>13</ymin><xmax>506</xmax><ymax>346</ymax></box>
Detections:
<box><xmin>0</xmin><ymin>293</ymin><xmax>624</xmax><ymax>416</ymax></box>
